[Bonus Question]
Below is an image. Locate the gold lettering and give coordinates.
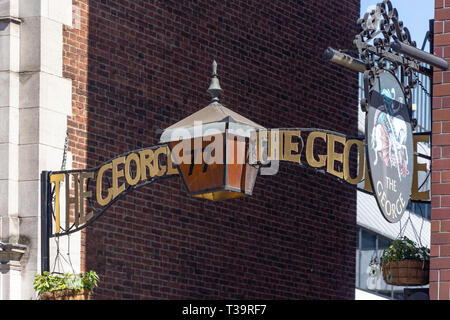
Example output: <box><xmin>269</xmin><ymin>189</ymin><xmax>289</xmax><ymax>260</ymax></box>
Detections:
<box><xmin>50</xmin><ymin>174</ymin><xmax>64</xmax><ymax>234</ymax></box>
<box><xmin>327</xmin><ymin>134</ymin><xmax>346</xmax><ymax>179</ymax></box>
<box><xmin>125</xmin><ymin>153</ymin><xmax>141</xmax><ymax>186</ymax></box>
<box><xmin>65</xmin><ymin>173</ymin><xmax>79</xmax><ymax>230</ymax></box>
<box><xmin>306</xmin><ymin>131</ymin><xmax>327</xmax><ymax>168</ymax></box>
<box><xmin>139</xmin><ymin>149</ymin><xmax>156</xmax><ymax>180</ymax></box>
<box><xmin>283</xmin><ymin>130</ymin><xmax>301</xmax><ymax>163</ymax></box>
<box><xmin>79</xmin><ymin>172</ymin><xmax>94</xmax><ymax>225</ymax></box>
<box><xmin>411</xmin><ymin>134</ymin><xmax>430</xmax><ymax>200</ymax></box>
<box><xmin>267</xmin><ymin>130</ymin><xmax>282</xmax><ymax>161</ymax></box>
<box><xmin>343</xmin><ymin>139</ymin><xmax>364</xmax><ymax>184</ymax></box>
<box><xmin>153</xmin><ymin>147</ymin><xmax>167</xmax><ymax>176</ymax></box>
<box><xmin>96</xmin><ymin>163</ymin><xmax>113</xmax><ymax>206</ymax></box>
<box><xmin>112</xmin><ymin>156</ymin><xmax>126</xmax><ymax>198</ymax></box>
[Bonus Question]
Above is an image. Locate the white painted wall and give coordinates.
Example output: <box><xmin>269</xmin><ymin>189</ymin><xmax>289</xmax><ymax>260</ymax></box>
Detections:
<box><xmin>355</xmin><ymin>289</ymin><xmax>389</xmax><ymax>300</ymax></box>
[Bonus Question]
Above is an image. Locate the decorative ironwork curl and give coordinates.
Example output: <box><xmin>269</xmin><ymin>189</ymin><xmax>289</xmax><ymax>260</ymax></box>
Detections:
<box><xmin>354</xmin><ymin>0</ymin><xmax>430</xmax><ymax>126</ymax></box>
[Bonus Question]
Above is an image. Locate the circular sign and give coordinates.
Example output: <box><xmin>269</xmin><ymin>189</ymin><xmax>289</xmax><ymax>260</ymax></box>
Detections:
<box><xmin>366</xmin><ymin>71</ymin><xmax>413</xmax><ymax>223</ymax></box>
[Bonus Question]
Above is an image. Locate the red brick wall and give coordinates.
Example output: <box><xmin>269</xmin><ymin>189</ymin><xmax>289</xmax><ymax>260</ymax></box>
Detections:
<box><xmin>432</xmin><ymin>0</ymin><xmax>450</xmax><ymax>301</ymax></box>
<box><xmin>63</xmin><ymin>0</ymin><xmax>360</xmax><ymax>299</ymax></box>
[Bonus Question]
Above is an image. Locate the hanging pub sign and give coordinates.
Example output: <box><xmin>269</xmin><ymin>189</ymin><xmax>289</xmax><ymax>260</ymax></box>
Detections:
<box><xmin>344</xmin><ymin>0</ymin><xmax>448</xmax><ymax>223</ymax></box>
<box><xmin>366</xmin><ymin>71</ymin><xmax>414</xmax><ymax>223</ymax></box>
<box><xmin>45</xmin><ymin>128</ymin><xmax>428</xmax><ymax>237</ymax></box>
<box><xmin>43</xmin><ymin>61</ymin><xmax>432</xmax><ymax>240</ymax></box>
<box><xmin>39</xmin><ymin>62</ymin><xmax>434</xmax><ymax>275</ymax></box>
<box><xmin>41</xmin><ymin>0</ymin><xmax>443</xmax><ymax>275</ymax></box>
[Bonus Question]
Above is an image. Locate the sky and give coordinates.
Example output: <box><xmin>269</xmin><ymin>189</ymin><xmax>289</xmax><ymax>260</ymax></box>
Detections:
<box><xmin>360</xmin><ymin>0</ymin><xmax>434</xmax><ymax>52</ymax></box>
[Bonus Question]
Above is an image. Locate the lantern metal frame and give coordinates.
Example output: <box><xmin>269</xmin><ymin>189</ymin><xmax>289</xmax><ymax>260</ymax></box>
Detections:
<box><xmin>167</xmin><ymin>125</ymin><xmax>260</xmax><ymax>201</ymax></box>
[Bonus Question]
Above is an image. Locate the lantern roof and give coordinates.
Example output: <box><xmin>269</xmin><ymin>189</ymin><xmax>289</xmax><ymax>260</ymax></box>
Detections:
<box><xmin>159</xmin><ymin>61</ymin><xmax>264</xmax><ymax>143</ymax></box>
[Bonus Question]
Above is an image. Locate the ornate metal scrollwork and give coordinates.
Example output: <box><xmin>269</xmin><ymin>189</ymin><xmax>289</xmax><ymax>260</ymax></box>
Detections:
<box><xmin>353</xmin><ymin>0</ymin><xmax>430</xmax><ymax>121</ymax></box>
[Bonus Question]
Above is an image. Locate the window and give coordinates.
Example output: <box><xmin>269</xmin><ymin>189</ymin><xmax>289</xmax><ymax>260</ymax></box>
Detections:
<box><xmin>355</xmin><ymin>228</ymin><xmax>427</xmax><ymax>299</ymax></box>
<box><xmin>407</xmin><ymin>202</ymin><xmax>431</xmax><ymax>221</ymax></box>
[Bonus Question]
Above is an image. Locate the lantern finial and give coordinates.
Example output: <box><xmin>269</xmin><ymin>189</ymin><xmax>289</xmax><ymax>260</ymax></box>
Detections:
<box><xmin>207</xmin><ymin>60</ymin><xmax>223</xmax><ymax>103</ymax></box>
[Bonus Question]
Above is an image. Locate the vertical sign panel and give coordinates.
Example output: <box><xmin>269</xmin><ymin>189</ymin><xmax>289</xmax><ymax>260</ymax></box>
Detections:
<box><xmin>366</xmin><ymin>71</ymin><xmax>414</xmax><ymax>223</ymax></box>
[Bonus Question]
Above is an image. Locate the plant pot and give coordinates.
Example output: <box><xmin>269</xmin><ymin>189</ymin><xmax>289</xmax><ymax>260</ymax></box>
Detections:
<box><xmin>39</xmin><ymin>288</ymin><xmax>92</xmax><ymax>300</ymax></box>
<box><xmin>381</xmin><ymin>259</ymin><xmax>429</xmax><ymax>286</ymax></box>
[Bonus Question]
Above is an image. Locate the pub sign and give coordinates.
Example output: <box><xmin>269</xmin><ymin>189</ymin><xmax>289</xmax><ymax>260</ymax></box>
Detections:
<box><xmin>366</xmin><ymin>71</ymin><xmax>414</xmax><ymax>223</ymax></box>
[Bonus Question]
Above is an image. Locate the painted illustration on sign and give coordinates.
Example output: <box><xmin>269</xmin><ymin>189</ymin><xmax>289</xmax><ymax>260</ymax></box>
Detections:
<box><xmin>371</xmin><ymin>87</ymin><xmax>409</xmax><ymax>179</ymax></box>
<box><xmin>366</xmin><ymin>71</ymin><xmax>414</xmax><ymax>223</ymax></box>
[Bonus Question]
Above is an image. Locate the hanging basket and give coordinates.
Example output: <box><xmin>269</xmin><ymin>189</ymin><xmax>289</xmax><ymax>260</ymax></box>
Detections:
<box><xmin>381</xmin><ymin>259</ymin><xmax>429</xmax><ymax>286</ymax></box>
<box><xmin>39</xmin><ymin>288</ymin><xmax>92</xmax><ymax>300</ymax></box>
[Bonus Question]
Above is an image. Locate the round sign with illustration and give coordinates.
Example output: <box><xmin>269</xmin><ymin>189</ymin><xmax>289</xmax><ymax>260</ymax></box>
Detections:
<box><xmin>366</xmin><ymin>70</ymin><xmax>413</xmax><ymax>223</ymax></box>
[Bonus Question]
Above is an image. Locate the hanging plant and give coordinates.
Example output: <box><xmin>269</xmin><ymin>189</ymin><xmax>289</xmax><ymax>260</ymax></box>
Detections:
<box><xmin>380</xmin><ymin>236</ymin><xmax>430</xmax><ymax>286</ymax></box>
<box><xmin>33</xmin><ymin>270</ymin><xmax>99</xmax><ymax>300</ymax></box>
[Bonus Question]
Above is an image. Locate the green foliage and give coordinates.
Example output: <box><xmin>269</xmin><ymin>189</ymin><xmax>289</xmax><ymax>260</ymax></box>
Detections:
<box><xmin>33</xmin><ymin>271</ymin><xmax>99</xmax><ymax>293</ymax></box>
<box><xmin>81</xmin><ymin>270</ymin><xmax>100</xmax><ymax>291</ymax></box>
<box><xmin>380</xmin><ymin>236</ymin><xmax>430</xmax><ymax>265</ymax></box>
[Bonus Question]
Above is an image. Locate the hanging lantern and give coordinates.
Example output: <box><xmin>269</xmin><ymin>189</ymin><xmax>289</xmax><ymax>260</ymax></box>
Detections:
<box><xmin>159</xmin><ymin>61</ymin><xmax>264</xmax><ymax>200</ymax></box>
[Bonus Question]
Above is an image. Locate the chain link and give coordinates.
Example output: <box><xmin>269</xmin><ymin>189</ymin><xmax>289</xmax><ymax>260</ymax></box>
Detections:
<box><xmin>413</xmin><ymin>72</ymin><xmax>431</xmax><ymax>98</ymax></box>
<box><xmin>61</xmin><ymin>132</ymin><xmax>69</xmax><ymax>171</ymax></box>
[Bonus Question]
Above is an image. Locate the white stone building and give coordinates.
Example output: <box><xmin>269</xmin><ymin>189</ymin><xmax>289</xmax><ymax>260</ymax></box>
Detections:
<box><xmin>0</xmin><ymin>0</ymin><xmax>78</xmax><ymax>300</ymax></box>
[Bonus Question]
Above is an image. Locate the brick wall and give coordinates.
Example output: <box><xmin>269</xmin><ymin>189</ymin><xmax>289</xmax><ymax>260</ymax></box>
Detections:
<box><xmin>63</xmin><ymin>0</ymin><xmax>360</xmax><ymax>299</ymax></box>
<box><xmin>431</xmin><ymin>0</ymin><xmax>450</xmax><ymax>301</ymax></box>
